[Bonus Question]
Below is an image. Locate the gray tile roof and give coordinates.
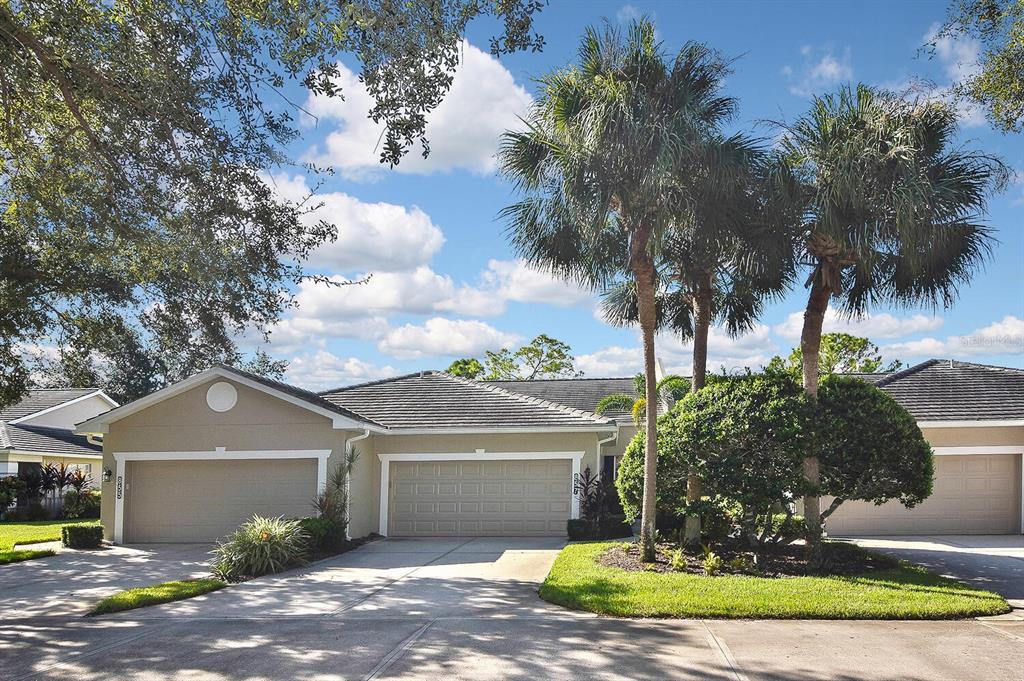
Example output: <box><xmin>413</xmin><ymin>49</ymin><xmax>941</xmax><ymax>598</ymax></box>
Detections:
<box><xmin>0</xmin><ymin>422</ymin><xmax>102</xmax><ymax>456</ymax></box>
<box><xmin>0</xmin><ymin>388</ymin><xmax>101</xmax><ymax>422</ymax></box>
<box><xmin>321</xmin><ymin>371</ymin><xmax>615</xmax><ymax>430</ymax></box>
<box><xmin>873</xmin><ymin>359</ymin><xmax>1024</xmax><ymax>422</ymax></box>
<box><xmin>486</xmin><ymin>377</ymin><xmax>638</xmax><ymax>422</ymax></box>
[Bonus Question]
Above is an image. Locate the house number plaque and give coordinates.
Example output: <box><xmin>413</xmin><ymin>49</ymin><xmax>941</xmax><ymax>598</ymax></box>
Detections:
<box><xmin>572</xmin><ymin>472</ymin><xmax>581</xmax><ymax>496</ymax></box>
<box><xmin>116</xmin><ymin>475</ymin><xmax>123</xmax><ymax>500</ymax></box>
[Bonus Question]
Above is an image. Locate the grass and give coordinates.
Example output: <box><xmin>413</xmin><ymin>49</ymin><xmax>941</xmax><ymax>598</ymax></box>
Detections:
<box><xmin>0</xmin><ymin>519</ymin><xmax>101</xmax><ymax>565</ymax></box>
<box><xmin>539</xmin><ymin>542</ymin><xmax>1011</xmax><ymax>620</ymax></box>
<box><xmin>90</xmin><ymin>579</ymin><xmax>226</xmax><ymax>615</ymax></box>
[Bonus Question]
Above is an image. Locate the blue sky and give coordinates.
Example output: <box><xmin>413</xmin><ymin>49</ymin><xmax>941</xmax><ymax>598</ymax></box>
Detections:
<box><xmin>249</xmin><ymin>0</ymin><xmax>1024</xmax><ymax>390</ymax></box>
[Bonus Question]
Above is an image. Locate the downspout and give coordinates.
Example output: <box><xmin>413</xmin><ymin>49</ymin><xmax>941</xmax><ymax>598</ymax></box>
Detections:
<box><xmin>343</xmin><ymin>429</ymin><xmax>371</xmax><ymax>539</ymax></box>
<box><xmin>86</xmin><ymin>434</ymin><xmax>103</xmax><ymax>447</ymax></box>
<box><xmin>597</xmin><ymin>426</ymin><xmax>619</xmax><ymax>479</ymax></box>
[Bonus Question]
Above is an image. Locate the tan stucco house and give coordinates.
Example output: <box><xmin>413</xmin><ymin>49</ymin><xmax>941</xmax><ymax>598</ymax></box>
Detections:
<box><xmin>75</xmin><ymin>359</ymin><xmax>1022</xmax><ymax>544</ymax></box>
<box><xmin>1</xmin><ymin>388</ymin><xmax>117</xmax><ymax>480</ymax></box>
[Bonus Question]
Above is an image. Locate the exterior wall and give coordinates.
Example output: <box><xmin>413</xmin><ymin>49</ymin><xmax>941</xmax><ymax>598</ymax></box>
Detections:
<box><xmin>919</xmin><ymin>425</ymin><xmax>1024</xmax><ymax>448</ymax></box>
<box><xmin>599</xmin><ymin>423</ymin><xmax>636</xmax><ymax>471</ymax></box>
<box><xmin>99</xmin><ymin>377</ymin><xmax>359</xmax><ymax>540</ymax></box>
<box><xmin>18</xmin><ymin>394</ymin><xmax>114</xmax><ymax>429</ymax></box>
<box><xmin>0</xmin><ymin>453</ymin><xmax>101</xmax><ymax>478</ymax></box>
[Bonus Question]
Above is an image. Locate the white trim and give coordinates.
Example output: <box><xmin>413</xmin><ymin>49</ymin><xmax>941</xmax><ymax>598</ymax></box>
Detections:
<box><xmin>919</xmin><ymin>419</ymin><xmax>1024</xmax><ymax>428</ymax></box>
<box><xmin>4</xmin><ymin>450</ymin><xmax>102</xmax><ymax>460</ymax></box>
<box><xmin>932</xmin><ymin>446</ymin><xmax>1024</xmax><ymax>456</ymax></box>
<box><xmin>111</xmin><ymin>448</ymin><xmax>331</xmax><ymax>544</ymax></box>
<box><xmin>9</xmin><ymin>390</ymin><xmax>118</xmax><ymax>425</ymax></box>
<box><xmin>385</xmin><ymin>426</ymin><xmax>616</xmax><ymax>435</ymax></box>
<box><xmin>76</xmin><ymin>367</ymin><xmax>380</xmax><ymax>434</ymax></box>
<box><xmin>376</xmin><ymin>451</ymin><xmax>586</xmax><ymax>537</ymax></box>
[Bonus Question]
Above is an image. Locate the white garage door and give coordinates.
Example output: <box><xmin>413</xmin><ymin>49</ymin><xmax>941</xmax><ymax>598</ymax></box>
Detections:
<box><xmin>826</xmin><ymin>454</ymin><xmax>1022</xmax><ymax>536</ymax></box>
<box><xmin>125</xmin><ymin>459</ymin><xmax>317</xmax><ymax>542</ymax></box>
<box><xmin>388</xmin><ymin>459</ymin><xmax>571</xmax><ymax>536</ymax></box>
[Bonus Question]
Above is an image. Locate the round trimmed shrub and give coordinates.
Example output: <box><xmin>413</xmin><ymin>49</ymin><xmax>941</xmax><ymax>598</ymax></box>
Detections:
<box><xmin>210</xmin><ymin>516</ymin><xmax>310</xmax><ymax>583</ymax></box>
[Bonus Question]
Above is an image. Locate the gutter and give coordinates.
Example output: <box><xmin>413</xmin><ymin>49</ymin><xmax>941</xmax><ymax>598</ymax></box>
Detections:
<box><xmin>343</xmin><ymin>428</ymin><xmax>372</xmax><ymax>539</ymax></box>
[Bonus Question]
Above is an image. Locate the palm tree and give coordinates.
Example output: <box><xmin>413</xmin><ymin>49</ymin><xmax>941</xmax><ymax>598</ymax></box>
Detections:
<box><xmin>781</xmin><ymin>84</ymin><xmax>1007</xmax><ymax>567</ymax></box>
<box><xmin>499</xmin><ymin>19</ymin><xmax>735</xmax><ymax>561</ymax></box>
<box><xmin>601</xmin><ymin>140</ymin><xmax>800</xmax><ymax>546</ymax></box>
<box><xmin>594</xmin><ymin>372</ymin><xmax>689</xmax><ymax>426</ymax></box>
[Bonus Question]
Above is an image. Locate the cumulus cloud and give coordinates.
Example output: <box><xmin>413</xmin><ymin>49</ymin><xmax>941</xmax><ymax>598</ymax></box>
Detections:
<box><xmin>899</xmin><ymin>24</ymin><xmax>987</xmax><ymax>127</ymax></box>
<box><xmin>304</xmin><ymin>41</ymin><xmax>532</xmax><ymax>179</ymax></box>
<box><xmin>575</xmin><ymin>346</ymin><xmax>642</xmax><ymax>377</ymax></box>
<box><xmin>480</xmin><ymin>259</ymin><xmax>594</xmax><ymax>307</ymax></box>
<box><xmin>285</xmin><ymin>352</ymin><xmax>398</xmax><ymax>392</ymax></box>
<box><xmin>377</xmin><ymin>317</ymin><xmax>519</xmax><ymax>360</ymax></box>
<box><xmin>772</xmin><ymin>310</ymin><xmax>944</xmax><ymax>343</ymax></box>
<box><xmin>785</xmin><ymin>45</ymin><xmax>853</xmax><ymax>97</ymax></box>
<box><xmin>883</xmin><ymin>316</ymin><xmax>1024</xmax><ymax>359</ymax></box>
<box><xmin>268</xmin><ymin>174</ymin><xmax>444</xmax><ymax>273</ymax></box>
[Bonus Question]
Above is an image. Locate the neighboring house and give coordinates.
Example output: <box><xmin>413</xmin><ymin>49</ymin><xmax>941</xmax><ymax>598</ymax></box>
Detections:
<box><xmin>75</xmin><ymin>360</ymin><xmax>1024</xmax><ymax>544</ymax></box>
<box><xmin>1</xmin><ymin>388</ymin><xmax>117</xmax><ymax>480</ymax></box>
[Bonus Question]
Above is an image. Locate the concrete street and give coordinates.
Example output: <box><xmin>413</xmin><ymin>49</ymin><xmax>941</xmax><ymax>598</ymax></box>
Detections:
<box><xmin>1</xmin><ymin>537</ymin><xmax>1022</xmax><ymax>680</ymax></box>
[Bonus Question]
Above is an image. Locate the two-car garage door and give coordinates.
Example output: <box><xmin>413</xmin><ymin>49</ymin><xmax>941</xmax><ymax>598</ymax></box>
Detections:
<box><xmin>826</xmin><ymin>454</ymin><xmax>1022</xmax><ymax>536</ymax></box>
<box><xmin>388</xmin><ymin>459</ymin><xmax>571</xmax><ymax>536</ymax></box>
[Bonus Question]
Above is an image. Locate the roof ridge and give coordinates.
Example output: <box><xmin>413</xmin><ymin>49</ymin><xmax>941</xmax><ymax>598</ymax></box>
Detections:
<box><xmin>949</xmin><ymin>359</ymin><xmax>1024</xmax><ymax>374</ymax></box>
<box><xmin>319</xmin><ymin>370</ymin><xmax>439</xmax><ymax>395</ymax></box>
<box><xmin>875</xmin><ymin>359</ymin><xmax>940</xmax><ymax>387</ymax></box>
<box><xmin>485</xmin><ymin>376</ymin><xmax>635</xmax><ymax>383</ymax></box>
<box><xmin>442</xmin><ymin>372</ymin><xmax>613</xmax><ymax>425</ymax></box>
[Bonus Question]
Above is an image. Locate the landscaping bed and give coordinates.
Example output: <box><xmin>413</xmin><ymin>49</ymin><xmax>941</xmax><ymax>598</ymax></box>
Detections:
<box><xmin>540</xmin><ymin>541</ymin><xmax>1011</xmax><ymax>620</ymax></box>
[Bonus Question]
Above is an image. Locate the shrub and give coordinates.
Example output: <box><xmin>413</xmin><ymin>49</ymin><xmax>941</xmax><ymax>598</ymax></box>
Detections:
<box><xmin>210</xmin><ymin>516</ymin><xmax>309</xmax><ymax>583</ymax></box>
<box><xmin>62</xmin><ymin>490</ymin><xmax>101</xmax><ymax>519</ymax></box>
<box><xmin>701</xmin><ymin>546</ymin><xmax>723</xmax><ymax>575</ymax></box>
<box><xmin>299</xmin><ymin>516</ymin><xmax>347</xmax><ymax>555</ymax></box>
<box><xmin>62</xmin><ymin>524</ymin><xmax>104</xmax><ymax>549</ymax></box>
<box><xmin>0</xmin><ymin>476</ymin><xmax>25</xmax><ymax>515</ymax></box>
<box><xmin>615</xmin><ymin>415</ymin><xmax>691</xmax><ymax>523</ymax></box>
<box><xmin>817</xmin><ymin>376</ymin><xmax>935</xmax><ymax>523</ymax></box>
<box><xmin>5</xmin><ymin>501</ymin><xmax>49</xmax><ymax>521</ymax></box>
<box><xmin>669</xmin><ymin>549</ymin><xmax>686</xmax><ymax>572</ymax></box>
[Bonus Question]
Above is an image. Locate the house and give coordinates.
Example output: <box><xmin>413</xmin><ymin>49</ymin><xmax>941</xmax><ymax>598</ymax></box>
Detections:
<box><xmin>74</xmin><ymin>360</ymin><xmax>1024</xmax><ymax>544</ymax></box>
<box><xmin>1</xmin><ymin>388</ymin><xmax>118</xmax><ymax>481</ymax></box>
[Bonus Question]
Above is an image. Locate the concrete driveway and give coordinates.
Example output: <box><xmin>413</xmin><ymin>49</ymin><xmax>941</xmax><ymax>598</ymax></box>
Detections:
<box><xmin>849</xmin><ymin>535</ymin><xmax>1024</xmax><ymax>611</ymax></box>
<box><xmin>1</xmin><ymin>537</ymin><xmax>1023</xmax><ymax>681</ymax></box>
<box><xmin>0</xmin><ymin>543</ymin><xmax>211</xmax><ymax>618</ymax></box>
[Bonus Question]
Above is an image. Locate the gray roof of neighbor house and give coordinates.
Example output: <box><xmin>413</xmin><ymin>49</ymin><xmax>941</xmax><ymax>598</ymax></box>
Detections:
<box><xmin>0</xmin><ymin>422</ymin><xmax>102</xmax><ymax>456</ymax></box>
<box><xmin>321</xmin><ymin>371</ymin><xmax>615</xmax><ymax>430</ymax></box>
<box><xmin>0</xmin><ymin>388</ymin><xmax>103</xmax><ymax>422</ymax></box>
<box><xmin>486</xmin><ymin>377</ymin><xmax>638</xmax><ymax>423</ymax></box>
<box><xmin>874</xmin><ymin>359</ymin><xmax>1024</xmax><ymax>422</ymax></box>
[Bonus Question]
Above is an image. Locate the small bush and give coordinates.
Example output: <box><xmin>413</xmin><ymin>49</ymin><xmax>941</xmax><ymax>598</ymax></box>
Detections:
<box><xmin>702</xmin><ymin>547</ymin><xmax>723</xmax><ymax>576</ymax></box>
<box><xmin>670</xmin><ymin>549</ymin><xmax>686</xmax><ymax>572</ymax></box>
<box><xmin>299</xmin><ymin>517</ymin><xmax>347</xmax><ymax>555</ymax></box>
<box><xmin>727</xmin><ymin>554</ymin><xmax>756</xmax><ymax>573</ymax></box>
<box><xmin>62</xmin><ymin>490</ymin><xmax>101</xmax><ymax>519</ymax></box>
<box><xmin>567</xmin><ymin>518</ymin><xmax>591</xmax><ymax>540</ymax></box>
<box><xmin>5</xmin><ymin>501</ymin><xmax>50</xmax><ymax>521</ymax></box>
<box><xmin>210</xmin><ymin>515</ymin><xmax>309</xmax><ymax>583</ymax></box>
<box><xmin>568</xmin><ymin>515</ymin><xmax>635</xmax><ymax>540</ymax></box>
<box><xmin>62</xmin><ymin>524</ymin><xmax>104</xmax><ymax>549</ymax></box>
<box><xmin>0</xmin><ymin>476</ymin><xmax>25</xmax><ymax>512</ymax></box>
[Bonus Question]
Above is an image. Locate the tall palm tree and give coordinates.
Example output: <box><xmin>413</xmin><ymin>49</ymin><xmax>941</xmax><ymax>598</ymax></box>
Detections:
<box><xmin>498</xmin><ymin>19</ymin><xmax>735</xmax><ymax>561</ymax></box>
<box><xmin>781</xmin><ymin>84</ymin><xmax>1007</xmax><ymax>567</ymax></box>
<box><xmin>594</xmin><ymin>372</ymin><xmax>689</xmax><ymax>426</ymax></box>
<box><xmin>602</xmin><ymin>140</ymin><xmax>800</xmax><ymax>545</ymax></box>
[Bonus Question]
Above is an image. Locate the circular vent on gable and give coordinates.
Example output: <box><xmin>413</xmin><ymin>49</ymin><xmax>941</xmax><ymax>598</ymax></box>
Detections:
<box><xmin>206</xmin><ymin>381</ymin><xmax>238</xmax><ymax>412</ymax></box>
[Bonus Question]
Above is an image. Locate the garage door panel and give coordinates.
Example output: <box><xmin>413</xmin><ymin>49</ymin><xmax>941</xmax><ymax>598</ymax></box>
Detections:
<box><xmin>827</xmin><ymin>454</ymin><xmax>1021</xmax><ymax>535</ymax></box>
<box><xmin>125</xmin><ymin>458</ymin><xmax>317</xmax><ymax>542</ymax></box>
<box><xmin>389</xmin><ymin>458</ymin><xmax>571</xmax><ymax>537</ymax></box>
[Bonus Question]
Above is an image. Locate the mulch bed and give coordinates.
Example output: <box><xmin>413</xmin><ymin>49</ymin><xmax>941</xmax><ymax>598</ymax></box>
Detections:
<box><xmin>599</xmin><ymin>540</ymin><xmax>900</xmax><ymax>578</ymax></box>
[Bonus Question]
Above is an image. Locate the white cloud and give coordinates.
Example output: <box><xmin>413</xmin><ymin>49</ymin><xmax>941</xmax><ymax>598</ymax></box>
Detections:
<box><xmin>481</xmin><ymin>259</ymin><xmax>594</xmax><ymax>307</ymax></box>
<box><xmin>377</xmin><ymin>317</ymin><xmax>519</xmax><ymax>360</ymax></box>
<box><xmin>575</xmin><ymin>346</ymin><xmax>641</xmax><ymax>377</ymax></box>
<box><xmin>304</xmin><ymin>41</ymin><xmax>532</xmax><ymax>179</ymax></box>
<box><xmin>616</xmin><ymin>4</ymin><xmax>642</xmax><ymax>23</ymax></box>
<box><xmin>785</xmin><ymin>46</ymin><xmax>853</xmax><ymax>97</ymax></box>
<box><xmin>268</xmin><ymin>174</ymin><xmax>444</xmax><ymax>272</ymax></box>
<box><xmin>902</xmin><ymin>24</ymin><xmax>987</xmax><ymax>127</ymax></box>
<box><xmin>772</xmin><ymin>310</ymin><xmax>944</xmax><ymax>342</ymax></box>
<box><xmin>884</xmin><ymin>316</ymin><xmax>1024</xmax><ymax>358</ymax></box>
<box><xmin>285</xmin><ymin>352</ymin><xmax>398</xmax><ymax>392</ymax></box>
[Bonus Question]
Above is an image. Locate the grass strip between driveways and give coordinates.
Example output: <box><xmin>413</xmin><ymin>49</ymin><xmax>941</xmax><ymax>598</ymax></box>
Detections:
<box><xmin>540</xmin><ymin>541</ymin><xmax>1011</xmax><ymax>620</ymax></box>
<box><xmin>90</xmin><ymin>578</ymin><xmax>227</xmax><ymax>616</ymax></box>
<box><xmin>0</xmin><ymin>519</ymin><xmax>100</xmax><ymax>550</ymax></box>
<box><xmin>0</xmin><ymin>548</ymin><xmax>57</xmax><ymax>564</ymax></box>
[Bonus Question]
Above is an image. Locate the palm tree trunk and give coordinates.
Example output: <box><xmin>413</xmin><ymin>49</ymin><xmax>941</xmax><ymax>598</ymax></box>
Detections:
<box><xmin>800</xmin><ymin>275</ymin><xmax>830</xmax><ymax>570</ymax></box>
<box><xmin>683</xmin><ymin>271</ymin><xmax>713</xmax><ymax>548</ymax></box>
<box><xmin>631</xmin><ymin>231</ymin><xmax>659</xmax><ymax>563</ymax></box>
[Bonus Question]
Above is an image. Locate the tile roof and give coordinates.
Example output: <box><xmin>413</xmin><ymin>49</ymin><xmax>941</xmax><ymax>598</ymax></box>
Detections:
<box><xmin>0</xmin><ymin>422</ymin><xmax>102</xmax><ymax>456</ymax></box>
<box><xmin>321</xmin><ymin>371</ymin><xmax>615</xmax><ymax>430</ymax></box>
<box><xmin>486</xmin><ymin>377</ymin><xmax>638</xmax><ymax>422</ymax></box>
<box><xmin>872</xmin><ymin>359</ymin><xmax>1024</xmax><ymax>422</ymax></box>
<box><xmin>0</xmin><ymin>388</ymin><xmax>102</xmax><ymax>422</ymax></box>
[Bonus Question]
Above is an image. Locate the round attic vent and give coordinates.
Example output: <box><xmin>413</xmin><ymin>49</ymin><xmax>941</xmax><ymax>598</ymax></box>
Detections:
<box><xmin>206</xmin><ymin>381</ymin><xmax>238</xmax><ymax>412</ymax></box>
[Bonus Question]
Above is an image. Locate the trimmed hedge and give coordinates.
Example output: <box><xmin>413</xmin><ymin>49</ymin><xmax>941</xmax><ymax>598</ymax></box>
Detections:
<box><xmin>567</xmin><ymin>515</ymin><xmax>633</xmax><ymax>540</ymax></box>
<box><xmin>299</xmin><ymin>517</ymin><xmax>348</xmax><ymax>555</ymax></box>
<box><xmin>62</xmin><ymin>524</ymin><xmax>104</xmax><ymax>549</ymax></box>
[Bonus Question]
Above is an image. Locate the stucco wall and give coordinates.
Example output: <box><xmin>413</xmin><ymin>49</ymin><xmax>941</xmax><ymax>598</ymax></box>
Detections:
<box><xmin>919</xmin><ymin>425</ymin><xmax>1024</xmax><ymax>448</ymax></box>
<box><xmin>20</xmin><ymin>394</ymin><xmax>114</xmax><ymax>430</ymax></box>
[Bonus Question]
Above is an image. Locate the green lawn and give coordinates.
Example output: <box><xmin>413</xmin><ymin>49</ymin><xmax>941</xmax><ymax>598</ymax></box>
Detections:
<box><xmin>539</xmin><ymin>542</ymin><xmax>1011</xmax><ymax>620</ymax></box>
<box><xmin>90</xmin><ymin>579</ymin><xmax>226</xmax><ymax>615</ymax></box>
<box><xmin>0</xmin><ymin>519</ymin><xmax>100</xmax><ymax>564</ymax></box>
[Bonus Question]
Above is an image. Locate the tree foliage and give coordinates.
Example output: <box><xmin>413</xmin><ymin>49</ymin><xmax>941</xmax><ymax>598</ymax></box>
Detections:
<box><xmin>0</xmin><ymin>0</ymin><xmax>544</xmax><ymax>407</ymax></box>
<box><xmin>930</xmin><ymin>0</ymin><xmax>1024</xmax><ymax>132</ymax></box>
<box><xmin>445</xmin><ymin>358</ymin><xmax>485</xmax><ymax>380</ymax></box>
<box><xmin>766</xmin><ymin>333</ymin><xmax>903</xmax><ymax>379</ymax></box>
<box><xmin>449</xmin><ymin>334</ymin><xmax>583</xmax><ymax>381</ymax></box>
<box><xmin>595</xmin><ymin>373</ymin><xmax>689</xmax><ymax>426</ymax></box>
